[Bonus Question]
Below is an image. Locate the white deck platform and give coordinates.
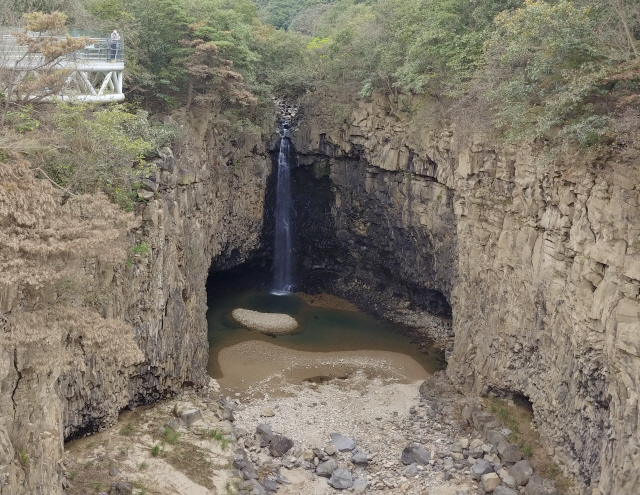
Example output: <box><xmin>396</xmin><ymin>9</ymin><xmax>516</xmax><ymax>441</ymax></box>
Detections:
<box><xmin>1</xmin><ymin>34</ymin><xmax>125</xmax><ymax>103</ymax></box>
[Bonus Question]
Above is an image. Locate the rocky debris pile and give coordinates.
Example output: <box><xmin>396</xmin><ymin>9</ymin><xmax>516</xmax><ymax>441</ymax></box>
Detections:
<box><xmin>231</xmin><ymin>308</ymin><xmax>298</xmax><ymax>335</ymax></box>
<box><xmin>274</xmin><ymin>99</ymin><xmax>299</xmax><ymax>125</ymax></box>
<box><xmin>230</xmin><ymin>372</ymin><xmax>481</xmax><ymax>494</ymax></box>
<box><xmin>454</xmin><ymin>404</ymin><xmax>560</xmax><ymax>495</ymax></box>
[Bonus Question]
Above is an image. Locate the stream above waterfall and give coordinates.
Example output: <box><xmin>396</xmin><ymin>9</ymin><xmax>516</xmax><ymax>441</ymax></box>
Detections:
<box><xmin>206</xmin><ymin>290</ymin><xmax>446</xmax><ymax>394</ymax></box>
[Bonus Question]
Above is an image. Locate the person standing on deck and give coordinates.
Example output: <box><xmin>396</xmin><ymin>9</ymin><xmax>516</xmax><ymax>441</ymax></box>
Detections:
<box><xmin>110</xmin><ymin>29</ymin><xmax>120</xmax><ymax>61</ymax></box>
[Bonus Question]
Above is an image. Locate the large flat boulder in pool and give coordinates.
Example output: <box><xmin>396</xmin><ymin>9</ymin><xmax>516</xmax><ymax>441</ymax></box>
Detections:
<box><xmin>232</xmin><ymin>308</ymin><xmax>298</xmax><ymax>335</ymax></box>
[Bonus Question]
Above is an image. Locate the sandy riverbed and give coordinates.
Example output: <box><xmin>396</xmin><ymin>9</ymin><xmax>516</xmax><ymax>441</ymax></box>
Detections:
<box><xmin>216</xmin><ymin>340</ymin><xmax>429</xmax><ymax>396</ymax></box>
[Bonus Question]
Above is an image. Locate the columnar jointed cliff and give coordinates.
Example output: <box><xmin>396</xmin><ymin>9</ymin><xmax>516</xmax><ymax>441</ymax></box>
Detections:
<box><xmin>0</xmin><ymin>111</ymin><xmax>270</xmax><ymax>495</ymax></box>
<box><xmin>291</xmin><ymin>93</ymin><xmax>640</xmax><ymax>495</ymax></box>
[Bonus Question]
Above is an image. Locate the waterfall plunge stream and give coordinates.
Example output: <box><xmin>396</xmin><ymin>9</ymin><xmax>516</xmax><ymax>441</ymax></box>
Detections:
<box><xmin>272</xmin><ymin>126</ymin><xmax>293</xmax><ymax>294</ymax></box>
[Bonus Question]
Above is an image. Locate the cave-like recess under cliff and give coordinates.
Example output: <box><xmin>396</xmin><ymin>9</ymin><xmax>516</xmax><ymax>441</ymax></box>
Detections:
<box><xmin>208</xmin><ymin>134</ymin><xmax>456</xmax><ymax>321</ymax></box>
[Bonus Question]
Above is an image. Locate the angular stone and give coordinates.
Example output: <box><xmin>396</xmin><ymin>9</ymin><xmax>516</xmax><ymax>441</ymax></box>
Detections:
<box><xmin>472</xmin><ymin>411</ymin><xmax>496</xmax><ymax>432</ymax></box>
<box><xmin>351</xmin><ymin>450</ymin><xmax>369</xmax><ymax>466</ymax></box>
<box><xmin>471</xmin><ymin>458</ymin><xmax>494</xmax><ymax>481</ymax></box>
<box><xmin>180</xmin><ymin>408</ymin><xmax>202</xmax><ymax>427</ymax></box>
<box><xmin>328</xmin><ymin>468</ymin><xmax>353</xmax><ymax>489</ymax></box>
<box><xmin>263</xmin><ymin>477</ymin><xmax>278</xmax><ymax>492</ymax></box>
<box><xmin>330</xmin><ymin>433</ymin><xmax>355</xmax><ymax>452</ymax></box>
<box><xmin>497</xmin><ymin>439</ymin><xmax>523</xmax><ymax>463</ymax></box>
<box><xmin>508</xmin><ymin>460</ymin><xmax>534</xmax><ymax>486</ymax></box>
<box><xmin>524</xmin><ymin>475</ymin><xmax>559</xmax><ymax>495</ymax></box>
<box><xmin>316</xmin><ymin>458</ymin><xmax>338</xmax><ymax>477</ymax></box>
<box><xmin>482</xmin><ymin>472</ymin><xmax>501</xmax><ymax>492</ymax></box>
<box><xmin>503</xmin><ymin>474</ymin><xmax>517</xmax><ymax>488</ymax></box>
<box><xmin>401</xmin><ymin>445</ymin><xmax>430</xmax><ymax>465</ymax></box>
<box><xmin>110</xmin><ymin>481</ymin><xmax>133</xmax><ymax>495</ymax></box>
<box><xmin>269</xmin><ymin>435</ymin><xmax>294</xmax><ymax>457</ymax></box>
<box><xmin>486</xmin><ymin>428</ymin><xmax>507</xmax><ymax>447</ymax></box>
<box><xmin>325</xmin><ymin>445</ymin><xmax>337</xmax><ymax>456</ymax></box>
<box><xmin>256</xmin><ymin>424</ymin><xmax>273</xmax><ymax>447</ymax></box>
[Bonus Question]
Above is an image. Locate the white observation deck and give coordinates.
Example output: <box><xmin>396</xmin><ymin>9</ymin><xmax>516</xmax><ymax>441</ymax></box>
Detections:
<box><xmin>1</xmin><ymin>33</ymin><xmax>125</xmax><ymax>103</ymax></box>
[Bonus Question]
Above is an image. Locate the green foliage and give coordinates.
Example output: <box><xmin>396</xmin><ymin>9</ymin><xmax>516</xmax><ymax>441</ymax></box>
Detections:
<box><xmin>132</xmin><ymin>242</ymin><xmax>151</xmax><ymax>254</ymax></box>
<box><xmin>120</xmin><ymin>422</ymin><xmax>134</xmax><ymax>436</ymax></box>
<box><xmin>200</xmin><ymin>428</ymin><xmax>232</xmax><ymax>449</ymax></box>
<box><xmin>18</xmin><ymin>449</ymin><xmax>29</xmax><ymax>466</ymax></box>
<box><xmin>162</xmin><ymin>427</ymin><xmax>180</xmax><ymax>444</ymax></box>
<box><xmin>5</xmin><ymin>105</ymin><xmax>40</xmax><ymax>133</ymax></box>
<box><xmin>42</xmin><ymin>103</ymin><xmax>175</xmax><ymax>209</ymax></box>
<box><xmin>150</xmin><ymin>444</ymin><xmax>161</xmax><ymax>456</ymax></box>
<box><xmin>138</xmin><ymin>461</ymin><xmax>148</xmax><ymax>470</ymax></box>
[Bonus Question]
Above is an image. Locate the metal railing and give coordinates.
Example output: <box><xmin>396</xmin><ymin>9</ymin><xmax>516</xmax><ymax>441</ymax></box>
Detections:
<box><xmin>0</xmin><ymin>34</ymin><xmax>125</xmax><ymax>64</ymax></box>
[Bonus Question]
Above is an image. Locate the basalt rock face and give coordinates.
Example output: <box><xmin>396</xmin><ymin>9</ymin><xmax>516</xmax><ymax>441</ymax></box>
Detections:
<box><xmin>0</xmin><ymin>111</ymin><xmax>270</xmax><ymax>495</ymax></box>
<box><xmin>291</xmin><ymin>93</ymin><xmax>640</xmax><ymax>495</ymax></box>
<box><xmin>290</xmin><ymin>108</ymin><xmax>456</xmax><ymax>317</ymax></box>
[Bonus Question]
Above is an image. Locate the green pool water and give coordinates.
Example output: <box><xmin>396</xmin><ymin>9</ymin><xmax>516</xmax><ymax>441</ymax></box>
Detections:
<box><xmin>206</xmin><ymin>290</ymin><xmax>446</xmax><ymax>378</ymax></box>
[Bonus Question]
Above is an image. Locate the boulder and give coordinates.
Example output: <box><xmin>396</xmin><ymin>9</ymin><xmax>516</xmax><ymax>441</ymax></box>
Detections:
<box><xmin>256</xmin><ymin>424</ymin><xmax>273</xmax><ymax>447</ymax></box>
<box><xmin>316</xmin><ymin>458</ymin><xmax>338</xmax><ymax>477</ymax></box>
<box><xmin>180</xmin><ymin>408</ymin><xmax>202</xmax><ymax>427</ymax></box>
<box><xmin>233</xmin><ymin>458</ymin><xmax>258</xmax><ymax>480</ymax></box>
<box><xmin>330</xmin><ymin>433</ymin><xmax>355</xmax><ymax>452</ymax></box>
<box><xmin>328</xmin><ymin>468</ymin><xmax>353</xmax><ymax>490</ymax></box>
<box><xmin>508</xmin><ymin>460</ymin><xmax>534</xmax><ymax>486</ymax></box>
<box><xmin>269</xmin><ymin>435</ymin><xmax>294</xmax><ymax>457</ymax></box>
<box><xmin>486</xmin><ymin>429</ymin><xmax>507</xmax><ymax>447</ymax></box>
<box><xmin>262</xmin><ymin>477</ymin><xmax>278</xmax><ymax>492</ymax></box>
<box><xmin>400</xmin><ymin>445</ymin><xmax>431</xmax><ymax>465</ymax></box>
<box><xmin>472</xmin><ymin>411</ymin><xmax>496</xmax><ymax>432</ymax></box>
<box><xmin>471</xmin><ymin>459</ymin><xmax>494</xmax><ymax>481</ymax></box>
<box><xmin>351</xmin><ymin>450</ymin><xmax>369</xmax><ymax>466</ymax></box>
<box><xmin>482</xmin><ymin>472</ymin><xmax>501</xmax><ymax>492</ymax></box>
<box><xmin>524</xmin><ymin>475</ymin><xmax>559</xmax><ymax>495</ymax></box>
<box><xmin>497</xmin><ymin>439</ymin><xmax>523</xmax><ymax>463</ymax></box>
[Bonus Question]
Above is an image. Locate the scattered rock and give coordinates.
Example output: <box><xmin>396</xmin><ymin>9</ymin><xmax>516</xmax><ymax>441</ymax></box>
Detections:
<box><xmin>471</xmin><ymin>459</ymin><xmax>494</xmax><ymax>481</ymax></box>
<box><xmin>316</xmin><ymin>458</ymin><xmax>338</xmax><ymax>477</ymax></box>
<box><xmin>351</xmin><ymin>450</ymin><xmax>369</xmax><ymax>466</ymax></box>
<box><xmin>269</xmin><ymin>435</ymin><xmax>294</xmax><ymax>457</ymax></box>
<box><xmin>260</xmin><ymin>409</ymin><xmax>275</xmax><ymax>418</ymax></box>
<box><xmin>497</xmin><ymin>439</ymin><xmax>522</xmax><ymax>463</ymax></box>
<box><xmin>509</xmin><ymin>460</ymin><xmax>534</xmax><ymax>486</ymax></box>
<box><xmin>256</xmin><ymin>424</ymin><xmax>273</xmax><ymax>447</ymax></box>
<box><xmin>328</xmin><ymin>468</ymin><xmax>353</xmax><ymax>490</ymax></box>
<box><xmin>180</xmin><ymin>408</ymin><xmax>202</xmax><ymax>427</ymax></box>
<box><xmin>481</xmin><ymin>472</ymin><xmax>501</xmax><ymax>492</ymax></box>
<box><xmin>109</xmin><ymin>467</ymin><xmax>120</xmax><ymax>477</ymax></box>
<box><xmin>330</xmin><ymin>433</ymin><xmax>355</xmax><ymax>452</ymax></box>
<box><xmin>401</xmin><ymin>445</ymin><xmax>431</xmax><ymax>465</ymax></box>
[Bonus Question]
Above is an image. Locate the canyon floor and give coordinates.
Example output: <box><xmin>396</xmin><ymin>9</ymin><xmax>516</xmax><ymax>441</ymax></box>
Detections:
<box><xmin>63</xmin><ymin>341</ymin><xmax>479</xmax><ymax>495</ymax></box>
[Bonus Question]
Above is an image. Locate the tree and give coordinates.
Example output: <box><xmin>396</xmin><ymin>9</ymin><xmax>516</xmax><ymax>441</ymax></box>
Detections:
<box><xmin>1</xmin><ymin>11</ymin><xmax>87</xmax><ymax>125</ymax></box>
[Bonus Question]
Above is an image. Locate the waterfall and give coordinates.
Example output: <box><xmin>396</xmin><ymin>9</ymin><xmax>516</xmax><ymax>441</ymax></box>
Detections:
<box><xmin>272</xmin><ymin>125</ymin><xmax>293</xmax><ymax>294</ymax></box>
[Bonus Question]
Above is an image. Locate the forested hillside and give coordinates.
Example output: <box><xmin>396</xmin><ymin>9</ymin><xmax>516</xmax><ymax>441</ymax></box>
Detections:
<box><xmin>1</xmin><ymin>0</ymin><xmax>639</xmax><ymax>206</ymax></box>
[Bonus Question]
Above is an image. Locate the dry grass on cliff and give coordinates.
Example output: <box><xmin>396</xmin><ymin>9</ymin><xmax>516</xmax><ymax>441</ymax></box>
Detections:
<box><xmin>486</xmin><ymin>398</ymin><xmax>574</xmax><ymax>494</ymax></box>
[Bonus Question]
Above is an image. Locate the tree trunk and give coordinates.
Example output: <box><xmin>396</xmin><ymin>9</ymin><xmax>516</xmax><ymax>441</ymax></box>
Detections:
<box><xmin>186</xmin><ymin>76</ymin><xmax>194</xmax><ymax>111</ymax></box>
